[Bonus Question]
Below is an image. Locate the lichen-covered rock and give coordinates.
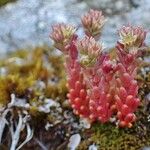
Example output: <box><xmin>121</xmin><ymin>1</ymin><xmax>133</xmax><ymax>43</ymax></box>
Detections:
<box><xmin>0</xmin><ymin>0</ymin><xmax>150</xmax><ymax>52</ymax></box>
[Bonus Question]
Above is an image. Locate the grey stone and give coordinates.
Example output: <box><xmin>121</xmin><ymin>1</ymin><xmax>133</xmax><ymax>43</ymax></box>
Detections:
<box><xmin>0</xmin><ymin>0</ymin><xmax>150</xmax><ymax>53</ymax></box>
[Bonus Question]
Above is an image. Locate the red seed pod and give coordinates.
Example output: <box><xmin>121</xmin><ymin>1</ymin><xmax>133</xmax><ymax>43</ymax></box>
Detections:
<box><xmin>106</xmin><ymin>94</ymin><xmax>112</xmax><ymax>103</ymax></box>
<box><xmin>74</xmin><ymin>98</ymin><xmax>81</xmax><ymax>107</ymax></box>
<box><xmin>110</xmin><ymin>104</ymin><xmax>117</xmax><ymax>111</ymax></box>
<box><xmin>116</xmin><ymin>78</ymin><xmax>122</xmax><ymax>87</ymax></box>
<box><xmin>93</xmin><ymin>75</ymin><xmax>100</xmax><ymax>83</ymax></box>
<box><xmin>99</xmin><ymin>92</ymin><xmax>107</xmax><ymax>105</ymax></box>
<box><xmin>102</xmin><ymin>61</ymin><xmax>113</xmax><ymax>74</ymax></box>
<box><xmin>89</xmin><ymin>106</ymin><xmax>94</xmax><ymax>111</ymax></box>
<box><xmin>89</xmin><ymin>114</ymin><xmax>96</xmax><ymax>121</ymax></box>
<box><xmin>124</xmin><ymin>54</ymin><xmax>134</xmax><ymax>64</ymax></box>
<box><xmin>127</xmin><ymin>123</ymin><xmax>133</xmax><ymax>128</ymax></box>
<box><xmin>121</xmin><ymin>104</ymin><xmax>130</xmax><ymax>115</ymax></box>
<box><xmin>133</xmin><ymin>98</ymin><xmax>140</xmax><ymax>110</ymax></box>
<box><xmin>119</xmin><ymin>87</ymin><xmax>127</xmax><ymax>103</ymax></box>
<box><xmin>98</xmin><ymin>116</ymin><xmax>102</xmax><ymax>121</ymax></box>
<box><xmin>128</xmin><ymin>80</ymin><xmax>138</xmax><ymax>97</ymax></box>
<box><xmin>89</xmin><ymin>100</ymin><xmax>96</xmax><ymax>107</ymax></box>
<box><xmin>119</xmin><ymin>121</ymin><xmax>127</xmax><ymax>127</ymax></box>
<box><xmin>75</xmin><ymin>81</ymin><xmax>82</xmax><ymax>91</ymax></box>
<box><xmin>79</xmin><ymin>89</ymin><xmax>87</xmax><ymax>99</ymax></box>
<box><xmin>97</xmin><ymin>106</ymin><xmax>103</xmax><ymax>113</ymax></box>
<box><xmin>117</xmin><ymin>111</ymin><xmax>123</xmax><ymax>120</ymax></box>
<box><xmin>126</xmin><ymin>95</ymin><xmax>134</xmax><ymax>107</ymax></box>
<box><xmin>124</xmin><ymin>113</ymin><xmax>134</xmax><ymax>123</ymax></box>
<box><xmin>73</xmin><ymin>110</ymin><xmax>79</xmax><ymax>115</ymax></box>
<box><xmin>93</xmin><ymin>87</ymin><xmax>100</xmax><ymax>99</ymax></box>
<box><xmin>115</xmin><ymin>95</ymin><xmax>123</xmax><ymax>111</ymax></box>
<box><xmin>122</xmin><ymin>73</ymin><xmax>131</xmax><ymax>88</ymax></box>
<box><xmin>68</xmin><ymin>79</ymin><xmax>74</xmax><ymax>89</ymax></box>
<box><xmin>67</xmin><ymin>93</ymin><xmax>70</xmax><ymax>98</ymax></box>
<box><xmin>80</xmin><ymin>105</ymin><xmax>85</xmax><ymax>111</ymax></box>
<box><xmin>69</xmin><ymin>89</ymin><xmax>77</xmax><ymax>99</ymax></box>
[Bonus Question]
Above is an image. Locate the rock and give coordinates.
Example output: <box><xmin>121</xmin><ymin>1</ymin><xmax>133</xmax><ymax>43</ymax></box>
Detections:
<box><xmin>0</xmin><ymin>0</ymin><xmax>150</xmax><ymax>53</ymax></box>
<box><xmin>142</xmin><ymin>147</ymin><xmax>150</xmax><ymax>150</ymax></box>
<box><xmin>88</xmin><ymin>144</ymin><xmax>98</xmax><ymax>150</ymax></box>
<box><xmin>85</xmin><ymin>0</ymin><xmax>131</xmax><ymax>15</ymax></box>
<box><xmin>68</xmin><ymin>134</ymin><xmax>81</xmax><ymax>150</ymax></box>
<box><xmin>0</xmin><ymin>0</ymin><xmax>88</xmax><ymax>53</ymax></box>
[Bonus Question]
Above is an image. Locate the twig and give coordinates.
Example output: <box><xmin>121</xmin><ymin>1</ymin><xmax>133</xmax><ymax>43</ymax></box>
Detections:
<box><xmin>16</xmin><ymin>123</ymin><xmax>34</xmax><ymax>150</ymax></box>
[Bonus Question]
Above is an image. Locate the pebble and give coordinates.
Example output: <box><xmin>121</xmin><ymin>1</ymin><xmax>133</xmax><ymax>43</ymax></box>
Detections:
<box><xmin>68</xmin><ymin>134</ymin><xmax>81</xmax><ymax>150</ymax></box>
<box><xmin>143</xmin><ymin>147</ymin><xmax>150</xmax><ymax>150</ymax></box>
<box><xmin>88</xmin><ymin>144</ymin><xmax>98</xmax><ymax>150</ymax></box>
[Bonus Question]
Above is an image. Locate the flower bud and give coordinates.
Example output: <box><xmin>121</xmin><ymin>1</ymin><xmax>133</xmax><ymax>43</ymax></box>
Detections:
<box><xmin>50</xmin><ymin>23</ymin><xmax>76</xmax><ymax>52</ymax></box>
<box><xmin>118</xmin><ymin>25</ymin><xmax>147</xmax><ymax>54</ymax></box>
<box><xmin>81</xmin><ymin>9</ymin><xmax>106</xmax><ymax>39</ymax></box>
<box><xmin>77</xmin><ymin>36</ymin><xmax>103</xmax><ymax>67</ymax></box>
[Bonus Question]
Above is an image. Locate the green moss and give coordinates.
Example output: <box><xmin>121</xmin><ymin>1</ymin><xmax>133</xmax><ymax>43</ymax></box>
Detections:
<box><xmin>0</xmin><ymin>0</ymin><xmax>16</xmax><ymax>7</ymax></box>
<box><xmin>78</xmin><ymin>121</ymin><xmax>150</xmax><ymax>150</ymax></box>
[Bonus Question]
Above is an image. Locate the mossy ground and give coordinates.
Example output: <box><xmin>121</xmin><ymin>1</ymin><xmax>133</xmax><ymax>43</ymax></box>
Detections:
<box><xmin>0</xmin><ymin>47</ymin><xmax>150</xmax><ymax>149</ymax></box>
<box><xmin>0</xmin><ymin>46</ymin><xmax>69</xmax><ymax>149</ymax></box>
<box><xmin>0</xmin><ymin>46</ymin><xmax>67</xmax><ymax>107</ymax></box>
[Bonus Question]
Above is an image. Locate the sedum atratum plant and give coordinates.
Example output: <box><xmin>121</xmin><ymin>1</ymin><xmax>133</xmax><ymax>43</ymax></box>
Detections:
<box><xmin>50</xmin><ymin>9</ymin><xmax>147</xmax><ymax>128</ymax></box>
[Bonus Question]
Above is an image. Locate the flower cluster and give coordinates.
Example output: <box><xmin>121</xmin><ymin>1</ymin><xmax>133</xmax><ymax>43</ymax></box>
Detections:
<box><xmin>118</xmin><ymin>25</ymin><xmax>146</xmax><ymax>50</ymax></box>
<box><xmin>77</xmin><ymin>36</ymin><xmax>103</xmax><ymax>67</ymax></box>
<box><xmin>81</xmin><ymin>9</ymin><xmax>106</xmax><ymax>39</ymax></box>
<box><xmin>50</xmin><ymin>10</ymin><xmax>147</xmax><ymax>127</ymax></box>
<box><xmin>50</xmin><ymin>23</ymin><xmax>76</xmax><ymax>53</ymax></box>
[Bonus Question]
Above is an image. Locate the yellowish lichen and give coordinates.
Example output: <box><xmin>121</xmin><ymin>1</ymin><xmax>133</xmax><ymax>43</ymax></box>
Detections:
<box><xmin>0</xmin><ymin>46</ymin><xmax>67</xmax><ymax>107</ymax></box>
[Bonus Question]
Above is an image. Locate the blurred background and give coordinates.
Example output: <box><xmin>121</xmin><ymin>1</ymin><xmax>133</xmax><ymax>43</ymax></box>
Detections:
<box><xmin>0</xmin><ymin>0</ymin><xmax>150</xmax><ymax>54</ymax></box>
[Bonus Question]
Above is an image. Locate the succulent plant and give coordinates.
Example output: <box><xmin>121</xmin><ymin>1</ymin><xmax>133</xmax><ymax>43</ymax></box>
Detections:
<box><xmin>50</xmin><ymin>9</ymin><xmax>148</xmax><ymax>128</ymax></box>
